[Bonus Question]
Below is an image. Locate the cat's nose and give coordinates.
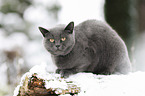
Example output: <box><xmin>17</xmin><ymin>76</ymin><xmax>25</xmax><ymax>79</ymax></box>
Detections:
<box><xmin>56</xmin><ymin>45</ymin><xmax>60</xmax><ymax>48</ymax></box>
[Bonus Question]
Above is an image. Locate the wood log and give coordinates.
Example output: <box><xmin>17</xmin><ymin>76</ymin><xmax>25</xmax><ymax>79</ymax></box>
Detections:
<box><xmin>16</xmin><ymin>73</ymin><xmax>80</xmax><ymax>96</ymax></box>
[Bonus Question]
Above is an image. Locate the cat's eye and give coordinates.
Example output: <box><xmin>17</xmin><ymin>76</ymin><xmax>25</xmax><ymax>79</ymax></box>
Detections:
<box><xmin>49</xmin><ymin>38</ymin><xmax>55</xmax><ymax>43</ymax></box>
<box><xmin>61</xmin><ymin>37</ymin><xmax>66</xmax><ymax>41</ymax></box>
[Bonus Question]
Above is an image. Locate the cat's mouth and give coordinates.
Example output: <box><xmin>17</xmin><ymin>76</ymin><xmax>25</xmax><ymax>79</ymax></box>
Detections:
<box><xmin>54</xmin><ymin>49</ymin><xmax>63</xmax><ymax>53</ymax></box>
<box><xmin>53</xmin><ymin>49</ymin><xmax>65</xmax><ymax>56</ymax></box>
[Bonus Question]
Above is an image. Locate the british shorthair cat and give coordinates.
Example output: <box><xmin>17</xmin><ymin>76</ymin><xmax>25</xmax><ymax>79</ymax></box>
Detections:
<box><xmin>39</xmin><ymin>20</ymin><xmax>131</xmax><ymax>78</ymax></box>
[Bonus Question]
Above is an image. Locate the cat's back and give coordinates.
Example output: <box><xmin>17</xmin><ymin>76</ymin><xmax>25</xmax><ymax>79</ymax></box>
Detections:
<box><xmin>74</xmin><ymin>20</ymin><xmax>131</xmax><ymax>74</ymax></box>
<box><xmin>74</xmin><ymin>19</ymin><xmax>118</xmax><ymax>37</ymax></box>
<box><xmin>74</xmin><ymin>19</ymin><xmax>128</xmax><ymax>58</ymax></box>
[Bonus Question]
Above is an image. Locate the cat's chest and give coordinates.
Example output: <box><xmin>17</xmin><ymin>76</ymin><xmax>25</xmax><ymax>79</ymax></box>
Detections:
<box><xmin>54</xmin><ymin>47</ymin><xmax>93</xmax><ymax>69</ymax></box>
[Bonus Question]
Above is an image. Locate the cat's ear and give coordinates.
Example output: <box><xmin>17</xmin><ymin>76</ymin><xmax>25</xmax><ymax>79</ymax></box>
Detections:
<box><xmin>64</xmin><ymin>21</ymin><xmax>74</xmax><ymax>34</ymax></box>
<box><xmin>38</xmin><ymin>27</ymin><xmax>49</xmax><ymax>37</ymax></box>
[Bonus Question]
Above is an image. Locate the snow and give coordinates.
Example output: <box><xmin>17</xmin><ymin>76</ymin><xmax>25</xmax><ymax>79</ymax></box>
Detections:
<box><xmin>14</xmin><ymin>65</ymin><xmax>145</xmax><ymax>96</ymax></box>
<box><xmin>70</xmin><ymin>72</ymin><xmax>145</xmax><ymax>96</ymax></box>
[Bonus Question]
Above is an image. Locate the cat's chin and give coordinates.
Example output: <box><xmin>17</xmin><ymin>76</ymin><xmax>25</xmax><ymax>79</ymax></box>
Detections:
<box><xmin>51</xmin><ymin>50</ymin><xmax>66</xmax><ymax>56</ymax></box>
<box><xmin>52</xmin><ymin>49</ymin><xmax>71</xmax><ymax>56</ymax></box>
<box><xmin>52</xmin><ymin>52</ymin><xmax>66</xmax><ymax>56</ymax></box>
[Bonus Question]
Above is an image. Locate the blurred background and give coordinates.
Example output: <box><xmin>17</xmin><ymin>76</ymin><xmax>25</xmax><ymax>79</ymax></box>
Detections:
<box><xmin>0</xmin><ymin>0</ymin><xmax>145</xmax><ymax>95</ymax></box>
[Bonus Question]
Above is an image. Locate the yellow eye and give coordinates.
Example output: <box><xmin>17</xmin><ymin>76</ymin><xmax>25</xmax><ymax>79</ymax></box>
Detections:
<box><xmin>49</xmin><ymin>38</ymin><xmax>54</xmax><ymax>42</ymax></box>
<box><xmin>61</xmin><ymin>37</ymin><xmax>66</xmax><ymax>41</ymax></box>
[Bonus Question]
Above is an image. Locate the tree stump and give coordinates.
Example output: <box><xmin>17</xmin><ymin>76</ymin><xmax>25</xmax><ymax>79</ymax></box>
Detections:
<box><xmin>15</xmin><ymin>73</ymin><xmax>81</xmax><ymax>96</ymax></box>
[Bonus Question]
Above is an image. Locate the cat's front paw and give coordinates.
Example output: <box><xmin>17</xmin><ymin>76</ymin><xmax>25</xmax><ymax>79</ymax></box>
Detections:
<box><xmin>56</xmin><ymin>69</ymin><xmax>61</xmax><ymax>74</ymax></box>
<box><xmin>56</xmin><ymin>69</ymin><xmax>76</xmax><ymax>78</ymax></box>
<box><xmin>60</xmin><ymin>70</ymin><xmax>72</xmax><ymax>78</ymax></box>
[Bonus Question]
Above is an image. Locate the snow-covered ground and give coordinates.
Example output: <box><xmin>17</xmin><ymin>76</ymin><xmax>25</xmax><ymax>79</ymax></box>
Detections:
<box><xmin>14</xmin><ymin>64</ymin><xmax>145</xmax><ymax>96</ymax></box>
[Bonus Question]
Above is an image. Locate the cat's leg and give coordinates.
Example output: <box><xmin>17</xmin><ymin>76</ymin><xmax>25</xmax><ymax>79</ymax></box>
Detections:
<box><xmin>114</xmin><ymin>60</ymin><xmax>131</xmax><ymax>74</ymax></box>
<box><xmin>94</xmin><ymin>61</ymin><xmax>131</xmax><ymax>75</ymax></box>
<box><xmin>93</xmin><ymin>69</ymin><xmax>112</xmax><ymax>75</ymax></box>
<box><xmin>93</xmin><ymin>63</ymin><xmax>116</xmax><ymax>75</ymax></box>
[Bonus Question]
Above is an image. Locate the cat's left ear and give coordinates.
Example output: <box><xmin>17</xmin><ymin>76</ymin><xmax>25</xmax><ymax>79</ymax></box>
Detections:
<box><xmin>64</xmin><ymin>21</ymin><xmax>74</xmax><ymax>34</ymax></box>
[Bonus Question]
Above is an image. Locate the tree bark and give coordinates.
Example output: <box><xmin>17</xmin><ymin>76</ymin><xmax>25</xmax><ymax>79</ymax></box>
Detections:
<box><xmin>17</xmin><ymin>73</ymin><xmax>80</xmax><ymax>96</ymax></box>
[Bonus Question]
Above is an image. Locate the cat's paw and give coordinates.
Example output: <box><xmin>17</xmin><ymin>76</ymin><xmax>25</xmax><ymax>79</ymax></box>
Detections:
<box><xmin>55</xmin><ymin>69</ymin><xmax>69</xmax><ymax>78</ymax></box>
<box><xmin>56</xmin><ymin>69</ymin><xmax>77</xmax><ymax>78</ymax></box>
<box><xmin>59</xmin><ymin>69</ymin><xmax>76</xmax><ymax>78</ymax></box>
<box><xmin>60</xmin><ymin>70</ymin><xmax>72</xmax><ymax>78</ymax></box>
<box><xmin>56</xmin><ymin>69</ymin><xmax>61</xmax><ymax>74</ymax></box>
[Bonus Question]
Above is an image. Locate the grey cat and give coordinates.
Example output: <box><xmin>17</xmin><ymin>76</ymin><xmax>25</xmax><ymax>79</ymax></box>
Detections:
<box><xmin>39</xmin><ymin>19</ymin><xmax>131</xmax><ymax>78</ymax></box>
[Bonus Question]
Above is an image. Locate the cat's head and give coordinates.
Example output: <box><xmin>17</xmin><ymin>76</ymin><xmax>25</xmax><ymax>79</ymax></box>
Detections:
<box><xmin>39</xmin><ymin>22</ymin><xmax>75</xmax><ymax>56</ymax></box>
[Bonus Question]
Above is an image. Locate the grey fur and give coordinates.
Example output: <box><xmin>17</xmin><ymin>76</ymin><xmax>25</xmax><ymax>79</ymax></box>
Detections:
<box><xmin>39</xmin><ymin>19</ymin><xmax>131</xmax><ymax>78</ymax></box>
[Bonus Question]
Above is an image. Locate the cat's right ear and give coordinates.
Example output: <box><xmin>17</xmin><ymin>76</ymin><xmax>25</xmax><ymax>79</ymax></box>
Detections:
<box><xmin>64</xmin><ymin>21</ymin><xmax>74</xmax><ymax>34</ymax></box>
<box><xmin>38</xmin><ymin>27</ymin><xmax>49</xmax><ymax>37</ymax></box>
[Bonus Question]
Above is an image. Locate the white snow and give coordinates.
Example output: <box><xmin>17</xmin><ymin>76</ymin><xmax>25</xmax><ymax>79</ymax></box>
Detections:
<box><xmin>14</xmin><ymin>65</ymin><xmax>145</xmax><ymax>96</ymax></box>
<box><xmin>68</xmin><ymin>72</ymin><xmax>145</xmax><ymax>96</ymax></box>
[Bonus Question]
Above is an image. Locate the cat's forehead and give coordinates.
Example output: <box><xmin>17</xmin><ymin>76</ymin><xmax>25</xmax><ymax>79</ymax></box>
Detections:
<box><xmin>49</xmin><ymin>25</ymin><xmax>65</xmax><ymax>36</ymax></box>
